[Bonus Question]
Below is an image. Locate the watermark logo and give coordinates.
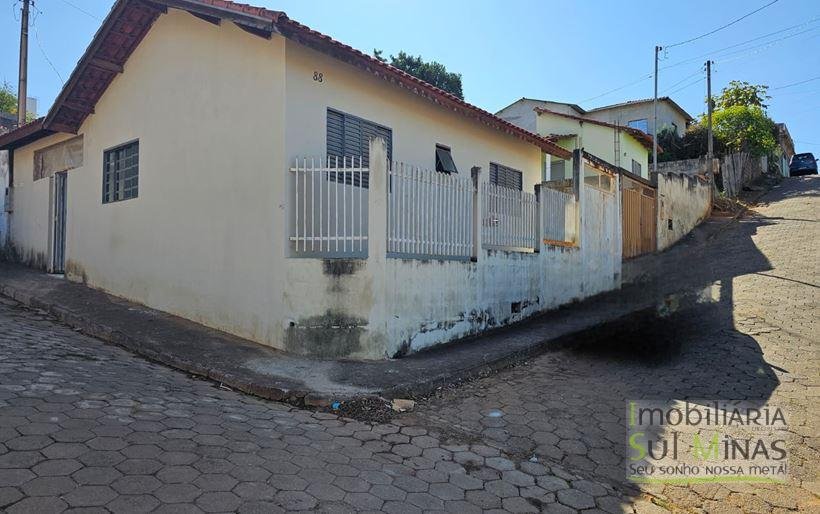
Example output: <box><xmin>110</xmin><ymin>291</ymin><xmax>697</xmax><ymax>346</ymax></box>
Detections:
<box><xmin>626</xmin><ymin>400</ymin><xmax>788</xmax><ymax>484</ymax></box>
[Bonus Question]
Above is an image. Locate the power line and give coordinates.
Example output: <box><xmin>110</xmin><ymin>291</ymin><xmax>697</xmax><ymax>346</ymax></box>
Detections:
<box><xmin>578</xmin><ymin>17</ymin><xmax>817</xmax><ymax>106</ymax></box>
<box><xmin>710</xmin><ymin>26</ymin><xmax>820</xmax><ymax>64</ymax></box>
<box><xmin>665</xmin><ymin>0</ymin><xmax>780</xmax><ymax>48</ymax></box>
<box><xmin>29</xmin><ymin>2</ymin><xmax>64</xmax><ymax>84</ymax></box>
<box><xmin>774</xmin><ymin>87</ymin><xmax>820</xmax><ymax>97</ymax></box>
<box><xmin>661</xmin><ymin>17</ymin><xmax>820</xmax><ymax>70</ymax></box>
<box><xmin>579</xmin><ymin>74</ymin><xmax>653</xmax><ymax>104</ymax></box>
<box><xmin>661</xmin><ymin>67</ymin><xmax>703</xmax><ymax>94</ymax></box>
<box><xmin>713</xmin><ymin>28</ymin><xmax>820</xmax><ymax>66</ymax></box>
<box><xmin>771</xmin><ymin>76</ymin><xmax>820</xmax><ymax>90</ymax></box>
<box><xmin>667</xmin><ymin>75</ymin><xmax>704</xmax><ymax>96</ymax></box>
<box><xmin>57</xmin><ymin>0</ymin><xmax>100</xmax><ymax>20</ymax></box>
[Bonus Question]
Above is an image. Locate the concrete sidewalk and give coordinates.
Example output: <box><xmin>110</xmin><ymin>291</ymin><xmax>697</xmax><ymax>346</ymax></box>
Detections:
<box><xmin>0</xmin><ymin>214</ymin><xmax>737</xmax><ymax>406</ymax></box>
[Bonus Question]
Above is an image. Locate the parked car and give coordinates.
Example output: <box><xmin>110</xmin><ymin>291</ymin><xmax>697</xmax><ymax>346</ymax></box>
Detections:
<box><xmin>789</xmin><ymin>153</ymin><xmax>818</xmax><ymax>176</ymax></box>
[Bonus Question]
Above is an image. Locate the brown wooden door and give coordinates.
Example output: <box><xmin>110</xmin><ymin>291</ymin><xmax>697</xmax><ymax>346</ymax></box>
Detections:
<box><xmin>621</xmin><ymin>177</ymin><xmax>656</xmax><ymax>259</ymax></box>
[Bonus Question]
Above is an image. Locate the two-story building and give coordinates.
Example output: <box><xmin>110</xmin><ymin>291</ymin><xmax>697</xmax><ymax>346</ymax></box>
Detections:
<box><xmin>585</xmin><ymin>96</ymin><xmax>693</xmax><ymax>137</ymax></box>
<box><xmin>497</xmin><ymin>99</ymin><xmax>655</xmax><ymax>180</ymax></box>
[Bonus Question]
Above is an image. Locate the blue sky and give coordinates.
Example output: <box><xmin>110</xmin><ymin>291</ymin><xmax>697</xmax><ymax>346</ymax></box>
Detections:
<box><xmin>1</xmin><ymin>0</ymin><xmax>818</xmax><ymax>153</ymax></box>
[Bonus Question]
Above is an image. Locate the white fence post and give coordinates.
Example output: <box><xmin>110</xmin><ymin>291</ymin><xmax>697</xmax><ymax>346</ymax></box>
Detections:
<box><xmin>534</xmin><ymin>183</ymin><xmax>542</xmax><ymax>252</ymax></box>
<box><xmin>366</xmin><ymin>137</ymin><xmax>389</xmax><ymax>345</ymax></box>
<box><xmin>572</xmin><ymin>150</ymin><xmax>584</xmax><ymax>247</ymax></box>
<box><xmin>544</xmin><ymin>154</ymin><xmax>552</xmax><ymax>182</ymax></box>
<box><xmin>471</xmin><ymin>166</ymin><xmax>482</xmax><ymax>261</ymax></box>
<box><xmin>368</xmin><ymin>138</ymin><xmax>388</xmax><ymax>260</ymax></box>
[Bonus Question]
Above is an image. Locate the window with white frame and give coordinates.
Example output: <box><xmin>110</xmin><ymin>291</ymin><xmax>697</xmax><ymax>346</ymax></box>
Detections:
<box><xmin>632</xmin><ymin>159</ymin><xmax>642</xmax><ymax>176</ymax></box>
<box><xmin>102</xmin><ymin>140</ymin><xmax>139</xmax><ymax>204</ymax></box>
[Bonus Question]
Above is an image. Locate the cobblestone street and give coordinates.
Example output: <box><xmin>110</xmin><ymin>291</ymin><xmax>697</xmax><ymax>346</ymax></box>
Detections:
<box><xmin>0</xmin><ymin>177</ymin><xmax>817</xmax><ymax>513</ymax></box>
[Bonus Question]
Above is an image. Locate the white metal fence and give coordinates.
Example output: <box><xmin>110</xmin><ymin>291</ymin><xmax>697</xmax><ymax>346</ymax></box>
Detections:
<box><xmin>289</xmin><ymin>156</ymin><xmax>582</xmax><ymax>258</ymax></box>
<box><xmin>388</xmin><ymin>162</ymin><xmax>474</xmax><ymax>259</ymax></box>
<box><xmin>540</xmin><ymin>187</ymin><xmax>575</xmax><ymax>243</ymax></box>
<box><xmin>290</xmin><ymin>157</ymin><xmax>369</xmax><ymax>257</ymax></box>
<box><xmin>481</xmin><ymin>182</ymin><xmax>538</xmax><ymax>252</ymax></box>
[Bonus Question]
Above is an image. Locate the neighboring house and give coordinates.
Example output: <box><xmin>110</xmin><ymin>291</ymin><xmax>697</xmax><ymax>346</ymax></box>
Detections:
<box><xmin>0</xmin><ymin>0</ymin><xmax>626</xmax><ymax>359</ymax></box>
<box><xmin>536</xmin><ymin>108</ymin><xmax>654</xmax><ymax>181</ymax></box>
<box><xmin>585</xmin><ymin>97</ymin><xmax>693</xmax><ymax>137</ymax></box>
<box><xmin>497</xmin><ymin>99</ymin><xmax>653</xmax><ymax>180</ymax></box>
<box><xmin>495</xmin><ymin>98</ymin><xmax>585</xmax><ymax>132</ymax></box>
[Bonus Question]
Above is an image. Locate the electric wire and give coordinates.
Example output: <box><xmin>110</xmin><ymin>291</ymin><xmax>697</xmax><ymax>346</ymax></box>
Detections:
<box><xmin>664</xmin><ymin>0</ymin><xmax>780</xmax><ymax>48</ymax></box>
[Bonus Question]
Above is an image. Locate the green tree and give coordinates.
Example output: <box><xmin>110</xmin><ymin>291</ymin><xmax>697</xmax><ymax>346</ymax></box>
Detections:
<box><xmin>657</xmin><ymin>124</ymin><xmax>726</xmax><ymax>161</ymax></box>
<box><xmin>712</xmin><ymin>105</ymin><xmax>776</xmax><ymax>157</ymax></box>
<box><xmin>373</xmin><ymin>49</ymin><xmax>464</xmax><ymax>99</ymax></box>
<box><xmin>715</xmin><ymin>80</ymin><xmax>770</xmax><ymax>110</ymax></box>
<box><xmin>0</xmin><ymin>82</ymin><xmax>17</xmax><ymax>114</ymax></box>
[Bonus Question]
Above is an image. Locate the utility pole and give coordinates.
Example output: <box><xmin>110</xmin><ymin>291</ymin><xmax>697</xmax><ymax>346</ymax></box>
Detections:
<box><xmin>17</xmin><ymin>0</ymin><xmax>30</xmax><ymax>127</ymax></box>
<box><xmin>653</xmin><ymin>45</ymin><xmax>661</xmax><ymax>173</ymax></box>
<box><xmin>706</xmin><ymin>60</ymin><xmax>714</xmax><ymax>162</ymax></box>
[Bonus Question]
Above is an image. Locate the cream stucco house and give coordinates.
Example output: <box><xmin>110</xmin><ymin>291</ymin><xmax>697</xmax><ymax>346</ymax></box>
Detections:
<box><xmin>0</xmin><ymin>0</ymin><xmax>625</xmax><ymax>359</ymax></box>
<box><xmin>585</xmin><ymin>97</ymin><xmax>693</xmax><ymax>137</ymax></box>
<box><xmin>497</xmin><ymin>99</ymin><xmax>655</xmax><ymax>180</ymax></box>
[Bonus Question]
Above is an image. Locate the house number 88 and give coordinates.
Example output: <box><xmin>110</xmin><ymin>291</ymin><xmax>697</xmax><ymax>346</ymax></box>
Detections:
<box><xmin>313</xmin><ymin>71</ymin><xmax>324</xmax><ymax>83</ymax></box>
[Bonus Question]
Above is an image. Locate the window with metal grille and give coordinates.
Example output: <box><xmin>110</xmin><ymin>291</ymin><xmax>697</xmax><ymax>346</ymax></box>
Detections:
<box><xmin>489</xmin><ymin>162</ymin><xmax>523</xmax><ymax>190</ymax></box>
<box><xmin>102</xmin><ymin>141</ymin><xmax>139</xmax><ymax>204</ymax></box>
<box><xmin>435</xmin><ymin>145</ymin><xmax>457</xmax><ymax>174</ymax></box>
<box><xmin>327</xmin><ymin>109</ymin><xmax>392</xmax><ymax>187</ymax></box>
<box><xmin>632</xmin><ymin>159</ymin><xmax>642</xmax><ymax>176</ymax></box>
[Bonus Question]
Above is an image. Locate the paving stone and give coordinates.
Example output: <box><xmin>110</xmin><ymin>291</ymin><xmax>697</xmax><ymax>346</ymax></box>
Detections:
<box><xmin>63</xmin><ymin>485</ymin><xmax>117</xmax><ymax>507</ymax></box>
<box><xmin>71</xmin><ymin>466</ymin><xmax>122</xmax><ymax>485</ymax></box>
<box><xmin>556</xmin><ymin>488</ymin><xmax>596</xmax><ymax>510</ymax></box>
<box><xmin>274</xmin><ymin>490</ymin><xmax>318</xmax><ymax>511</ymax></box>
<box><xmin>0</xmin><ymin>468</ymin><xmax>35</xmax><ymax>486</ymax></box>
<box><xmin>6</xmin><ymin>496</ymin><xmax>68</xmax><ymax>514</ymax></box>
<box><xmin>106</xmin><ymin>493</ymin><xmax>160</xmax><ymax>513</ymax></box>
<box><xmin>0</xmin><ymin>486</ymin><xmax>23</xmax><ymax>508</ymax></box>
<box><xmin>20</xmin><ymin>475</ymin><xmax>76</xmax><ymax>496</ymax></box>
<box><xmin>196</xmin><ymin>491</ymin><xmax>242</xmax><ymax>512</ymax></box>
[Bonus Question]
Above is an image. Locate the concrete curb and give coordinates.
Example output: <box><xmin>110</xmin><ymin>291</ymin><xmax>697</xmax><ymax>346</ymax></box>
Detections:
<box><xmin>0</xmin><ymin>281</ymin><xmax>314</xmax><ymax>406</ymax></box>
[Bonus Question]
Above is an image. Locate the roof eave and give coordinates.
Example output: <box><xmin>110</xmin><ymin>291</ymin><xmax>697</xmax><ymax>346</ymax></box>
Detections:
<box><xmin>535</xmin><ymin>107</ymin><xmax>658</xmax><ymax>152</ymax></box>
<box><xmin>0</xmin><ymin>119</ymin><xmax>54</xmax><ymax>152</ymax></box>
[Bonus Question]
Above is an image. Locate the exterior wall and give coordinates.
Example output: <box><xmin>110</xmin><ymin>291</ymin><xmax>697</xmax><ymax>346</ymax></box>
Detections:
<box><xmin>284</xmin><ymin>148</ymin><xmax>622</xmax><ymax>358</ymax></box>
<box><xmin>655</xmin><ymin>172</ymin><xmax>712</xmax><ymax>251</ymax></box>
<box><xmin>587</xmin><ymin>101</ymin><xmax>688</xmax><ymax>136</ymax></box>
<box><xmin>495</xmin><ymin>100</ymin><xmax>540</xmax><ymax>133</ymax></box>
<box><xmin>535</xmin><ymin>113</ymin><xmax>649</xmax><ymax>179</ymax></box>
<box><xmin>656</xmin><ymin>156</ymin><xmax>716</xmax><ymax>177</ymax></box>
<box><xmin>384</xmin><ymin>179</ymin><xmax>620</xmax><ymax>356</ymax></box>
<box><xmin>279</xmin><ymin>42</ymin><xmax>545</xmax><ymax>358</ymax></box>
<box><xmin>6</xmin><ymin>133</ymin><xmax>77</xmax><ymax>268</ymax></box>
<box><xmin>0</xmin><ymin>149</ymin><xmax>8</xmax><ymax>247</ymax></box>
<box><xmin>9</xmin><ymin>10</ymin><xmax>288</xmax><ymax>345</ymax></box>
<box><xmin>283</xmin><ymin>42</ymin><xmax>542</xmax><ymax>189</ymax></box>
<box><xmin>496</xmin><ymin>99</ymin><xmax>583</xmax><ymax>132</ymax></box>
